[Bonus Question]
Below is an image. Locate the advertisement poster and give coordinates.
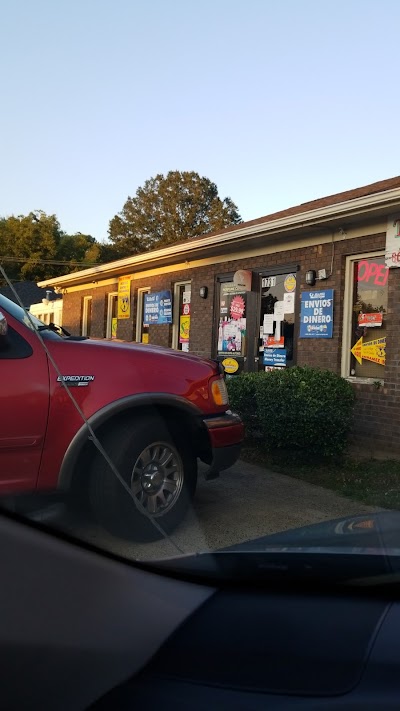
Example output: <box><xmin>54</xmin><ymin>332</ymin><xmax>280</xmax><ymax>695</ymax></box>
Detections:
<box><xmin>263</xmin><ymin>348</ymin><xmax>287</xmax><ymax>367</ymax></box>
<box><xmin>180</xmin><ymin>287</ymin><xmax>191</xmax><ymax>348</ymax></box>
<box><xmin>284</xmin><ymin>274</ymin><xmax>296</xmax><ymax>292</ymax></box>
<box><xmin>217</xmin><ymin>283</ymin><xmax>247</xmax><ymax>356</ymax></box>
<box><xmin>274</xmin><ymin>301</ymin><xmax>285</xmax><ymax>320</ymax></box>
<box><xmin>143</xmin><ymin>290</ymin><xmax>172</xmax><ymax>324</ymax></box>
<box><xmin>283</xmin><ymin>292</ymin><xmax>295</xmax><ymax>314</ymax></box>
<box><xmin>111</xmin><ymin>317</ymin><xmax>117</xmax><ymax>339</ymax></box>
<box><xmin>221</xmin><ymin>357</ymin><xmax>239</xmax><ymax>374</ymax></box>
<box><xmin>117</xmin><ymin>276</ymin><xmax>131</xmax><ymax>319</ymax></box>
<box><xmin>300</xmin><ymin>289</ymin><xmax>334</xmax><ymax>338</ymax></box>
<box><xmin>263</xmin><ymin>314</ymin><xmax>274</xmax><ymax>335</ymax></box>
<box><xmin>351</xmin><ymin>336</ymin><xmax>386</xmax><ymax>366</ymax></box>
<box><xmin>179</xmin><ymin>315</ymin><xmax>190</xmax><ymax>343</ymax></box>
<box><xmin>264</xmin><ymin>335</ymin><xmax>284</xmax><ymax>348</ymax></box>
<box><xmin>358</xmin><ymin>312</ymin><xmax>383</xmax><ymax>328</ymax></box>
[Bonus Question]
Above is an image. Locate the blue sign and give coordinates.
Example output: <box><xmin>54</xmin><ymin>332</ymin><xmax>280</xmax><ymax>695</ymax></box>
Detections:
<box><xmin>300</xmin><ymin>289</ymin><xmax>334</xmax><ymax>338</ymax></box>
<box><xmin>263</xmin><ymin>348</ymin><xmax>287</xmax><ymax>367</ymax></box>
<box><xmin>143</xmin><ymin>290</ymin><xmax>173</xmax><ymax>324</ymax></box>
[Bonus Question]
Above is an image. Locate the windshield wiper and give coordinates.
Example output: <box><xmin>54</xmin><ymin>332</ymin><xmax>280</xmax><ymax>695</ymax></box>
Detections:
<box><xmin>37</xmin><ymin>322</ymin><xmax>71</xmax><ymax>337</ymax></box>
<box><xmin>144</xmin><ymin>548</ymin><xmax>398</xmax><ymax>588</ymax></box>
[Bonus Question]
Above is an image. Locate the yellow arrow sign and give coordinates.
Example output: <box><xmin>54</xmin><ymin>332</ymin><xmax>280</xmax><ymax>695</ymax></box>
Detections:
<box><xmin>351</xmin><ymin>337</ymin><xmax>362</xmax><ymax>364</ymax></box>
<box><xmin>351</xmin><ymin>336</ymin><xmax>386</xmax><ymax>366</ymax></box>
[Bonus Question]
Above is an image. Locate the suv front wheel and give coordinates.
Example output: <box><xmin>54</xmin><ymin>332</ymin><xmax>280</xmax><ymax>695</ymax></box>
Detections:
<box><xmin>89</xmin><ymin>415</ymin><xmax>197</xmax><ymax>541</ymax></box>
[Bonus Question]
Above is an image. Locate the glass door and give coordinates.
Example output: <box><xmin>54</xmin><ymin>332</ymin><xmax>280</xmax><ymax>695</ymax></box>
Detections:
<box><xmin>257</xmin><ymin>272</ymin><xmax>297</xmax><ymax>371</ymax></box>
<box><xmin>216</xmin><ymin>279</ymin><xmax>248</xmax><ymax>374</ymax></box>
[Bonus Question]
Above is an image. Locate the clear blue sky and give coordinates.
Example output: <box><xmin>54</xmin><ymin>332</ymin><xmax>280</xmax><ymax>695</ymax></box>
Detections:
<box><xmin>2</xmin><ymin>0</ymin><xmax>400</xmax><ymax>242</ymax></box>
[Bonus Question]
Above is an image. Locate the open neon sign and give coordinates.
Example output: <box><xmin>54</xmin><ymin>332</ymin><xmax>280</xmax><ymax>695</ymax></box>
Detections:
<box><xmin>357</xmin><ymin>260</ymin><xmax>388</xmax><ymax>287</ymax></box>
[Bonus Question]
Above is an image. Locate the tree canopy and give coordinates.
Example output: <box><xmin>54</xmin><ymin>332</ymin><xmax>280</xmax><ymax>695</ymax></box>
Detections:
<box><xmin>1</xmin><ymin>173</ymin><xmax>241</xmax><ymax>283</ymax></box>
<box><xmin>0</xmin><ymin>211</ymin><xmax>102</xmax><ymax>284</ymax></box>
<box><xmin>108</xmin><ymin>171</ymin><xmax>242</xmax><ymax>256</ymax></box>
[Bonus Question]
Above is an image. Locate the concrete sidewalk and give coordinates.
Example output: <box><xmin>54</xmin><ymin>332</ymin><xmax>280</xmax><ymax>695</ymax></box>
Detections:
<box><xmin>55</xmin><ymin>459</ymin><xmax>379</xmax><ymax>561</ymax></box>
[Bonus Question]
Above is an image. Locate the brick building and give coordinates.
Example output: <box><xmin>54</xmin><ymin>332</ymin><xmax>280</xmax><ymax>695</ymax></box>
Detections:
<box><xmin>39</xmin><ymin>176</ymin><xmax>400</xmax><ymax>455</ymax></box>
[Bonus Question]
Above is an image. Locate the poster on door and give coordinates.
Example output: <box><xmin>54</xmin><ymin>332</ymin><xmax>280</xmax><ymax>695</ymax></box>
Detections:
<box><xmin>217</xmin><ymin>283</ymin><xmax>247</xmax><ymax>356</ymax></box>
<box><xmin>179</xmin><ymin>315</ymin><xmax>190</xmax><ymax>343</ymax></box>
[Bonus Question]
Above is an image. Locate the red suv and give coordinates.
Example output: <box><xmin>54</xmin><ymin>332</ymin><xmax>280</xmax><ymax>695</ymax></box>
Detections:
<box><xmin>0</xmin><ymin>294</ymin><xmax>244</xmax><ymax>540</ymax></box>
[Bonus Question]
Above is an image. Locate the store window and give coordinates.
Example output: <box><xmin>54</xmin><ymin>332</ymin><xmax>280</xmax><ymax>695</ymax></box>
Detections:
<box><xmin>343</xmin><ymin>254</ymin><xmax>388</xmax><ymax>379</ymax></box>
<box><xmin>172</xmin><ymin>282</ymin><xmax>191</xmax><ymax>351</ymax></box>
<box><xmin>136</xmin><ymin>287</ymin><xmax>150</xmax><ymax>343</ymax></box>
<box><xmin>217</xmin><ymin>281</ymin><xmax>247</xmax><ymax>357</ymax></box>
<box><xmin>82</xmin><ymin>296</ymin><xmax>92</xmax><ymax>337</ymax></box>
<box><xmin>106</xmin><ymin>292</ymin><xmax>118</xmax><ymax>339</ymax></box>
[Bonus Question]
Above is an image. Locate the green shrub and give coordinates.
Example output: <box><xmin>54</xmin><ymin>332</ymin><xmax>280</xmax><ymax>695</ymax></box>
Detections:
<box><xmin>227</xmin><ymin>367</ymin><xmax>355</xmax><ymax>457</ymax></box>
<box><xmin>226</xmin><ymin>372</ymin><xmax>265</xmax><ymax>435</ymax></box>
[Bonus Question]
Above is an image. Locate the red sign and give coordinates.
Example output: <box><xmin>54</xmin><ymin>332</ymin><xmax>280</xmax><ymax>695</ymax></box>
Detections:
<box><xmin>182</xmin><ymin>303</ymin><xmax>190</xmax><ymax>316</ymax></box>
<box><xmin>264</xmin><ymin>335</ymin><xmax>285</xmax><ymax>348</ymax></box>
<box><xmin>358</xmin><ymin>312</ymin><xmax>383</xmax><ymax>327</ymax></box>
<box><xmin>230</xmin><ymin>295</ymin><xmax>245</xmax><ymax>320</ymax></box>
<box><xmin>357</xmin><ymin>260</ymin><xmax>388</xmax><ymax>287</ymax></box>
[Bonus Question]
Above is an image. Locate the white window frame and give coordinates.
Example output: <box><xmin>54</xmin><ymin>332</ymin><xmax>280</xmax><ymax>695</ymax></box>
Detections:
<box><xmin>30</xmin><ymin>300</ymin><xmax>62</xmax><ymax>326</ymax></box>
<box><xmin>341</xmin><ymin>250</ymin><xmax>386</xmax><ymax>383</ymax></box>
<box><xmin>82</xmin><ymin>296</ymin><xmax>92</xmax><ymax>337</ymax></box>
<box><xmin>136</xmin><ymin>287</ymin><xmax>151</xmax><ymax>342</ymax></box>
<box><xmin>172</xmin><ymin>281</ymin><xmax>191</xmax><ymax>350</ymax></box>
<box><xmin>106</xmin><ymin>292</ymin><xmax>118</xmax><ymax>339</ymax></box>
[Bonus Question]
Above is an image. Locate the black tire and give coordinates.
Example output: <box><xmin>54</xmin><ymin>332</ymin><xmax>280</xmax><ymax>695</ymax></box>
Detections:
<box><xmin>89</xmin><ymin>415</ymin><xmax>197</xmax><ymax>542</ymax></box>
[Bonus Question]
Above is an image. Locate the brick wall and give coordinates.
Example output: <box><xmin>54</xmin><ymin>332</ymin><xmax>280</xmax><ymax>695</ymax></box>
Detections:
<box><xmin>62</xmin><ymin>291</ymin><xmax>82</xmax><ymax>335</ymax></box>
<box><xmin>61</xmin><ymin>230</ymin><xmax>398</xmax><ymax>454</ymax></box>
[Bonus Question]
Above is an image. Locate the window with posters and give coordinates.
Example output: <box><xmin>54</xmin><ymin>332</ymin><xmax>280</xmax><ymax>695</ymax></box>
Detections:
<box><xmin>106</xmin><ymin>292</ymin><xmax>118</xmax><ymax>339</ymax></box>
<box><xmin>172</xmin><ymin>282</ymin><xmax>191</xmax><ymax>352</ymax></box>
<box><xmin>217</xmin><ymin>281</ymin><xmax>247</xmax><ymax>357</ymax></box>
<box><xmin>136</xmin><ymin>287</ymin><xmax>150</xmax><ymax>344</ymax></box>
<box><xmin>347</xmin><ymin>254</ymin><xmax>388</xmax><ymax>379</ymax></box>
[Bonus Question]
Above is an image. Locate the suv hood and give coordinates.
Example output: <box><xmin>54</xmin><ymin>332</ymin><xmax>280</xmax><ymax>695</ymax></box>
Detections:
<box><xmin>61</xmin><ymin>336</ymin><xmax>217</xmax><ymax>369</ymax></box>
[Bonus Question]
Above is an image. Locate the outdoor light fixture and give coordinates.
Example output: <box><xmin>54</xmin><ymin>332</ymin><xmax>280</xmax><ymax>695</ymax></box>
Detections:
<box><xmin>199</xmin><ymin>286</ymin><xmax>208</xmax><ymax>299</ymax></box>
<box><xmin>305</xmin><ymin>269</ymin><xmax>317</xmax><ymax>286</ymax></box>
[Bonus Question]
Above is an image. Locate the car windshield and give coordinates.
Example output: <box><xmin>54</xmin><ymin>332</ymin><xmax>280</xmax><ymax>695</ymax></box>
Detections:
<box><xmin>2</xmin><ymin>1</ymin><xmax>400</xmax><ymax>586</ymax></box>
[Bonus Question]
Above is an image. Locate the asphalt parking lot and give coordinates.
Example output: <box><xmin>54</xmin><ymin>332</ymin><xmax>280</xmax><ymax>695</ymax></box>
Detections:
<box><xmin>37</xmin><ymin>460</ymin><xmax>379</xmax><ymax>562</ymax></box>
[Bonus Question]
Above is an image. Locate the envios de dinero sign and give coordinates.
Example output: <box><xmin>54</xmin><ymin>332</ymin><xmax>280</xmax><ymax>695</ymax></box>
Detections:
<box><xmin>299</xmin><ymin>290</ymin><xmax>334</xmax><ymax>339</ymax></box>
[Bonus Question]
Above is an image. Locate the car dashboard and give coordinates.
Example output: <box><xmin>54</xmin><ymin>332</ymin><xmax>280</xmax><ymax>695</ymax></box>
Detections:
<box><xmin>1</xmin><ymin>513</ymin><xmax>400</xmax><ymax>710</ymax></box>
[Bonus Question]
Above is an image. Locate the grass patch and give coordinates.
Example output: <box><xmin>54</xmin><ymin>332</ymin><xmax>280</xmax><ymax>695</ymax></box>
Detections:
<box><xmin>241</xmin><ymin>439</ymin><xmax>400</xmax><ymax>510</ymax></box>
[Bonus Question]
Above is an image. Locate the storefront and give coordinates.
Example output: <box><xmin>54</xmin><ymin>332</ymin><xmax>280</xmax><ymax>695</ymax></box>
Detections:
<box><xmin>214</xmin><ymin>267</ymin><xmax>297</xmax><ymax>374</ymax></box>
<box><xmin>39</xmin><ymin>175</ymin><xmax>400</xmax><ymax>455</ymax></box>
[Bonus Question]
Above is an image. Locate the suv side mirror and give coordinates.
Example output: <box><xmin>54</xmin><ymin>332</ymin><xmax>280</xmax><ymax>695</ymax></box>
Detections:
<box><xmin>0</xmin><ymin>311</ymin><xmax>8</xmax><ymax>338</ymax></box>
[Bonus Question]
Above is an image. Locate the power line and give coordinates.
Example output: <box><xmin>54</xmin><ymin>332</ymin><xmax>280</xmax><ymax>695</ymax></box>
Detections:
<box><xmin>0</xmin><ymin>256</ymin><xmax>100</xmax><ymax>267</ymax></box>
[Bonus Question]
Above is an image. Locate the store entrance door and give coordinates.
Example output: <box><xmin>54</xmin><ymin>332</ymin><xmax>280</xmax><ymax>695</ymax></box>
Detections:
<box><xmin>254</xmin><ymin>271</ymin><xmax>297</xmax><ymax>372</ymax></box>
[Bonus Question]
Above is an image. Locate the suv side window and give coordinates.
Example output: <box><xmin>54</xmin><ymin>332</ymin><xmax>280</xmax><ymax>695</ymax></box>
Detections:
<box><xmin>0</xmin><ymin>326</ymin><xmax>33</xmax><ymax>360</ymax></box>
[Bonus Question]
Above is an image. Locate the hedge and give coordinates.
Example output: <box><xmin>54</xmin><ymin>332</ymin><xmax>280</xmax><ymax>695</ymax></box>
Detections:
<box><xmin>227</xmin><ymin>366</ymin><xmax>355</xmax><ymax>457</ymax></box>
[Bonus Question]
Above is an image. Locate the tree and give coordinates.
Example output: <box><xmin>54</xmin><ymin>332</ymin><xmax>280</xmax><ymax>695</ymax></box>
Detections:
<box><xmin>55</xmin><ymin>233</ymin><xmax>101</xmax><ymax>271</ymax></box>
<box><xmin>108</xmin><ymin>171</ymin><xmax>242</xmax><ymax>256</ymax></box>
<box><xmin>0</xmin><ymin>211</ymin><xmax>102</xmax><ymax>283</ymax></box>
<box><xmin>0</xmin><ymin>211</ymin><xmax>61</xmax><ymax>282</ymax></box>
